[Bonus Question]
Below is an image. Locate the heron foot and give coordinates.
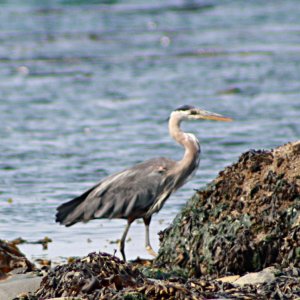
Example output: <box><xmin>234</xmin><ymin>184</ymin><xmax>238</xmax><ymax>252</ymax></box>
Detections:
<box><xmin>146</xmin><ymin>245</ymin><xmax>157</xmax><ymax>257</ymax></box>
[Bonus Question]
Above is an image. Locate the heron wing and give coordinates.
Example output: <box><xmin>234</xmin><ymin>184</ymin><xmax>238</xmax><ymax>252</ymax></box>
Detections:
<box><xmin>57</xmin><ymin>157</ymin><xmax>175</xmax><ymax>226</ymax></box>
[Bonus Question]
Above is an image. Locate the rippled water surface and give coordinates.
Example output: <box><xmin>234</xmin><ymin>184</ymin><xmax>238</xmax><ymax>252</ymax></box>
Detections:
<box><xmin>0</xmin><ymin>0</ymin><xmax>300</xmax><ymax>262</ymax></box>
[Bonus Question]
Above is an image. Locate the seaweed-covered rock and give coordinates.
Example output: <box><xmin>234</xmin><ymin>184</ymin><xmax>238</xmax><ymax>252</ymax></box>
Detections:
<box><xmin>0</xmin><ymin>239</ymin><xmax>35</xmax><ymax>279</ymax></box>
<box><xmin>35</xmin><ymin>252</ymin><xmax>145</xmax><ymax>299</ymax></box>
<box><xmin>155</xmin><ymin>141</ymin><xmax>300</xmax><ymax>276</ymax></box>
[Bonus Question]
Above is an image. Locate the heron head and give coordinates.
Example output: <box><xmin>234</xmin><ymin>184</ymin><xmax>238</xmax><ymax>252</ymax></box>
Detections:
<box><xmin>172</xmin><ymin>105</ymin><xmax>232</xmax><ymax>122</ymax></box>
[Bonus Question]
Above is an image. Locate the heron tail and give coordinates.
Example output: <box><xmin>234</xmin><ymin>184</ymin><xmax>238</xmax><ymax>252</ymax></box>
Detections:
<box><xmin>56</xmin><ymin>188</ymin><xmax>93</xmax><ymax>226</ymax></box>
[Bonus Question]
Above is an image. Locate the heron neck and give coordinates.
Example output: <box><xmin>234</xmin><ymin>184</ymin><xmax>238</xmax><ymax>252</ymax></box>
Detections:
<box><xmin>168</xmin><ymin>115</ymin><xmax>201</xmax><ymax>170</ymax></box>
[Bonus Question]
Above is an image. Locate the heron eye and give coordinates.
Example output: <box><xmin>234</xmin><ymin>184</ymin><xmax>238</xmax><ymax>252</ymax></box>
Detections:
<box><xmin>190</xmin><ymin>110</ymin><xmax>197</xmax><ymax>115</ymax></box>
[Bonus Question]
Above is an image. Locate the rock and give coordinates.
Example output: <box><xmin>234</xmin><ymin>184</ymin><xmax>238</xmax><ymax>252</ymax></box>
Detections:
<box><xmin>216</xmin><ymin>275</ymin><xmax>240</xmax><ymax>283</ymax></box>
<box><xmin>0</xmin><ymin>240</ymin><xmax>35</xmax><ymax>278</ymax></box>
<box><xmin>155</xmin><ymin>141</ymin><xmax>300</xmax><ymax>276</ymax></box>
<box><xmin>234</xmin><ymin>267</ymin><xmax>277</xmax><ymax>286</ymax></box>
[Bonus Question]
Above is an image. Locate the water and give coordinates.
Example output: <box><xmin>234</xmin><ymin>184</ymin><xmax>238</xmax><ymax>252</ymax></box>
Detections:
<box><xmin>0</xmin><ymin>0</ymin><xmax>299</xmax><ymax>262</ymax></box>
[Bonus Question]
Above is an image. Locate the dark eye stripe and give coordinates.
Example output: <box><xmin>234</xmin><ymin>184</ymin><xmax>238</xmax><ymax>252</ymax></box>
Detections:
<box><xmin>175</xmin><ymin>105</ymin><xmax>195</xmax><ymax>111</ymax></box>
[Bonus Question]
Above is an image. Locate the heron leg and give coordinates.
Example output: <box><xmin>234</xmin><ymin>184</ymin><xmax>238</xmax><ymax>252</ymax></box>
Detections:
<box><xmin>119</xmin><ymin>221</ymin><xmax>131</xmax><ymax>261</ymax></box>
<box><xmin>143</xmin><ymin>216</ymin><xmax>157</xmax><ymax>257</ymax></box>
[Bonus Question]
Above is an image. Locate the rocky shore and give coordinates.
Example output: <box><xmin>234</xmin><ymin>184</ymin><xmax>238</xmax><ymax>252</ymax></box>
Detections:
<box><xmin>1</xmin><ymin>141</ymin><xmax>299</xmax><ymax>299</ymax></box>
<box><xmin>5</xmin><ymin>251</ymin><xmax>300</xmax><ymax>300</ymax></box>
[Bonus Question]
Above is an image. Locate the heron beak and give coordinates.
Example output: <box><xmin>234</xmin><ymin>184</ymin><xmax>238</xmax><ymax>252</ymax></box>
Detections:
<box><xmin>196</xmin><ymin>109</ymin><xmax>233</xmax><ymax>122</ymax></box>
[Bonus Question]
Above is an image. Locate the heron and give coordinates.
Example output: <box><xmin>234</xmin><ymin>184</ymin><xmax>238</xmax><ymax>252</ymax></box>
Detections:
<box><xmin>56</xmin><ymin>105</ymin><xmax>232</xmax><ymax>261</ymax></box>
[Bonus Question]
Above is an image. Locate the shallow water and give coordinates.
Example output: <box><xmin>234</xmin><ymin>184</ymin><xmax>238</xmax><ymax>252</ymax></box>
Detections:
<box><xmin>0</xmin><ymin>0</ymin><xmax>300</xmax><ymax>262</ymax></box>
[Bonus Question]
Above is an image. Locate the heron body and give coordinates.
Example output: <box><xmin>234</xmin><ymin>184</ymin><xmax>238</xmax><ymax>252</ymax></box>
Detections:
<box><xmin>56</xmin><ymin>105</ymin><xmax>232</xmax><ymax>260</ymax></box>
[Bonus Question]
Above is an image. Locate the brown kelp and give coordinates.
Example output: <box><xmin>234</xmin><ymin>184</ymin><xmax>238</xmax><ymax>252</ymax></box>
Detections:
<box><xmin>0</xmin><ymin>239</ymin><xmax>35</xmax><ymax>279</ymax></box>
